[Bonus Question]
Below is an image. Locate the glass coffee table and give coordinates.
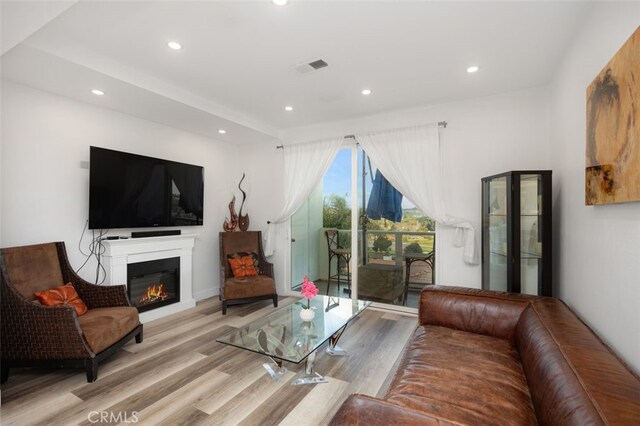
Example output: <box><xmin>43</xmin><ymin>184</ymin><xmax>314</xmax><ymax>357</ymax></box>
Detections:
<box><xmin>217</xmin><ymin>295</ymin><xmax>371</xmax><ymax>385</ymax></box>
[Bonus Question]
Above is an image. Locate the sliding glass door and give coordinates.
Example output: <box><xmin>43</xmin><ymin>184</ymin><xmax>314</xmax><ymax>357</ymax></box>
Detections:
<box><xmin>291</xmin><ymin>144</ymin><xmax>435</xmax><ymax>309</ymax></box>
<box><xmin>290</xmin><ymin>184</ymin><xmax>324</xmax><ymax>289</ymax></box>
<box><xmin>358</xmin><ymin>147</ymin><xmax>435</xmax><ymax>309</ymax></box>
<box><xmin>291</xmin><ymin>146</ymin><xmax>353</xmax><ymax>294</ymax></box>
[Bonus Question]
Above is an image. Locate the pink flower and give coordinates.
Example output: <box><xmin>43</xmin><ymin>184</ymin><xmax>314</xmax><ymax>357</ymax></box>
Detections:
<box><xmin>300</xmin><ymin>276</ymin><xmax>318</xmax><ymax>307</ymax></box>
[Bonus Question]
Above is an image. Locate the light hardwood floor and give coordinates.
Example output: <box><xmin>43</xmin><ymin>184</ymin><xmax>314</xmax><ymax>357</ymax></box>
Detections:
<box><xmin>0</xmin><ymin>297</ymin><xmax>417</xmax><ymax>426</ymax></box>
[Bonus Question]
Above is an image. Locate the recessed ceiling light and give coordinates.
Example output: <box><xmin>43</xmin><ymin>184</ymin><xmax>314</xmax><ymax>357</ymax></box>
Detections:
<box><xmin>285</xmin><ymin>106</ymin><xmax>294</xmax><ymax>111</ymax></box>
<box><xmin>466</xmin><ymin>65</ymin><xmax>480</xmax><ymax>73</ymax></box>
<box><xmin>167</xmin><ymin>41</ymin><xmax>182</xmax><ymax>50</ymax></box>
<box><xmin>272</xmin><ymin>0</ymin><xmax>288</xmax><ymax>5</ymax></box>
<box><xmin>91</xmin><ymin>89</ymin><xmax>104</xmax><ymax>96</ymax></box>
<box><xmin>218</xmin><ymin>129</ymin><xmax>227</xmax><ymax>134</ymax></box>
<box><xmin>361</xmin><ymin>89</ymin><xmax>372</xmax><ymax>96</ymax></box>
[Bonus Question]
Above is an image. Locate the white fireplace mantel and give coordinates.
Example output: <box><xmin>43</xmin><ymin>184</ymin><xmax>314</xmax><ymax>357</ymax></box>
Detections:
<box><xmin>101</xmin><ymin>234</ymin><xmax>197</xmax><ymax>323</ymax></box>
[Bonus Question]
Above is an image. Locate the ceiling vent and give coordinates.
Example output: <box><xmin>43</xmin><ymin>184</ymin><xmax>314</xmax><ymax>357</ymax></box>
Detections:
<box><xmin>292</xmin><ymin>58</ymin><xmax>329</xmax><ymax>75</ymax></box>
<box><xmin>308</xmin><ymin>59</ymin><xmax>328</xmax><ymax>70</ymax></box>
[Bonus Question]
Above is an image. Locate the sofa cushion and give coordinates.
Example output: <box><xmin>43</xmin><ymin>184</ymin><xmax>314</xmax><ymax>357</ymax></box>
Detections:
<box><xmin>419</xmin><ymin>286</ymin><xmax>534</xmax><ymax>343</ymax></box>
<box><xmin>2</xmin><ymin>243</ymin><xmax>64</xmax><ymax>301</ymax></box>
<box><xmin>331</xmin><ymin>394</ymin><xmax>459</xmax><ymax>426</ymax></box>
<box><xmin>227</xmin><ymin>251</ymin><xmax>261</xmax><ymax>274</ymax></box>
<box><xmin>224</xmin><ymin>275</ymin><xmax>275</xmax><ymax>299</ymax></box>
<box><xmin>516</xmin><ymin>299</ymin><xmax>640</xmax><ymax>425</ymax></box>
<box><xmin>34</xmin><ymin>283</ymin><xmax>88</xmax><ymax>316</ymax></box>
<box><xmin>386</xmin><ymin>325</ymin><xmax>536</xmax><ymax>425</ymax></box>
<box><xmin>228</xmin><ymin>255</ymin><xmax>258</xmax><ymax>278</ymax></box>
<box><xmin>78</xmin><ymin>307</ymin><xmax>139</xmax><ymax>353</ymax></box>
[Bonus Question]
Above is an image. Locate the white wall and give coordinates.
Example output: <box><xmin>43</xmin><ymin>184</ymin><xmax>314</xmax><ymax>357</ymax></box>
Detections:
<box><xmin>549</xmin><ymin>4</ymin><xmax>640</xmax><ymax>373</ymax></box>
<box><xmin>1</xmin><ymin>81</ymin><xmax>240</xmax><ymax>300</ymax></box>
<box><xmin>275</xmin><ymin>87</ymin><xmax>550</xmax><ymax>288</ymax></box>
<box><xmin>236</xmin><ymin>142</ymin><xmax>288</xmax><ymax>294</ymax></box>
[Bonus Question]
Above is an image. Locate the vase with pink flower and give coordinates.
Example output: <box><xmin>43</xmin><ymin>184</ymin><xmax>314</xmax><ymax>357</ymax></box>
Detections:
<box><xmin>299</xmin><ymin>276</ymin><xmax>319</xmax><ymax>321</ymax></box>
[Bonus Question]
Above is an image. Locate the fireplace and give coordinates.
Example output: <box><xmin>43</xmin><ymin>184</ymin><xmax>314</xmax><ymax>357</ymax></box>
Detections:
<box><xmin>127</xmin><ymin>257</ymin><xmax>180</xmax><ymax>313</ymax></box>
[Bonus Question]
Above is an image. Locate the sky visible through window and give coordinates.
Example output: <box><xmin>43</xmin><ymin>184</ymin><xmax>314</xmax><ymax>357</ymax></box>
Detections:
<box><xmin>323</xmin><ymin>148</ymin><xmax>416</xmax><ymax>209</ymax></box>
<box><xmin>323</xmin><ymin>149</ymin><xmax>352</xmax><ymax>202</ymax></box>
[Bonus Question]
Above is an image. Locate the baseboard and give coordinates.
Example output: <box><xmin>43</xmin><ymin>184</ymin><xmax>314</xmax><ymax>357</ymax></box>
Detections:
<box><xmin>193</xmin><ymin>287</ymin><xmax>219</xmax><ymax>301</ymax></box>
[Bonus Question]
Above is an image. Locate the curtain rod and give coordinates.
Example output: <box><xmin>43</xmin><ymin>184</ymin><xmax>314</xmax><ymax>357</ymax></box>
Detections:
<box><xmin>276</xmin><ymin>121</ymin><xmax>447</xmax><ymax>149</ymax></box>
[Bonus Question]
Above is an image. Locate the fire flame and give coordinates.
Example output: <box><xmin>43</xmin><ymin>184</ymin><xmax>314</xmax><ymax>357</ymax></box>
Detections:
<box><xmin>139</xmin><ymin>283</ymin><xmax>170</xmax><ymax>305</ymax></box>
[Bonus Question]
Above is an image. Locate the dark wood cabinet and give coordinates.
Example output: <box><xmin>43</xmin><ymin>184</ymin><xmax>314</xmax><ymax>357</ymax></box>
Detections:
<box><xmin>481</xmin><ymin>171</ymin><xmax>552</xmax><ymax>296</ymax></box>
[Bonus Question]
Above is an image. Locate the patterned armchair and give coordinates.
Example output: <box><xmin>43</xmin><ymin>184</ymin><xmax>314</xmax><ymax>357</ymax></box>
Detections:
<box><xmin>219</xmin><ymin>231</ymin><xmax>278</xmax><ymax>315</ymax></box>
<box><xmin>0</xmin><ymin>242</ymin><xmax>143</xmax><ymax>383</ymax></box>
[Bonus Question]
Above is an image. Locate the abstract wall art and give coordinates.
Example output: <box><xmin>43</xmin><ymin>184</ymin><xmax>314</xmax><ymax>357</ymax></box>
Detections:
<box><xmin>585</xmin><ymin>26</ymin><xmax>639</xmax><ymax>205</ymax></box>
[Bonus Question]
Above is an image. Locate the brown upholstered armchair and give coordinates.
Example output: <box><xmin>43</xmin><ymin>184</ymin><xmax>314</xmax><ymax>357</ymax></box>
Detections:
<box><xmin>219</xmin><ymin>231</ymin><xmax>277</xmax><ymax>315</ymax></box>
<box><xmin>0</xmin><ymin>242</ymin><xmax>143</xmax><ymax>383</ymax></box>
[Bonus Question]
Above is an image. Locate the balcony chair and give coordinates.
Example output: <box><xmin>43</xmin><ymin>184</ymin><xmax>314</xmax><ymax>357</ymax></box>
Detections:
<box><xmin>325</xmin><ymin>229</ymin><xmax>352</xmax><ymax>296</ymax></box>
<box><xmin>219</xmin><ymin>231</ymin><xmax>277</xmax><ymax>315</ymax></box>
<box><xmin>0</xmin><ymin>242</ymin><xmax>143</xmax><ymax>383</ymax></box>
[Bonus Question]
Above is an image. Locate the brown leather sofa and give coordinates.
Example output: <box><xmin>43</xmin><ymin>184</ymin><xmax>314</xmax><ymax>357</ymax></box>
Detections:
<box><xmin>331</xmin><ymin>286</ymin><xmax>640</xmax><ymax>425</ymax></box>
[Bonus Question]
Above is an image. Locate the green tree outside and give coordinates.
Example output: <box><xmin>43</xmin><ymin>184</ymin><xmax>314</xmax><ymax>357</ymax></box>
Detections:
<box><xmin>323</xmin><ymin>195</ymin><xmax>435</xmax><ymax>253</ymax></box>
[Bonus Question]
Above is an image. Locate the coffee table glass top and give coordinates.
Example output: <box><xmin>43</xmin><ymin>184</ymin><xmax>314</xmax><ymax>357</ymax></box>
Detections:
<box><xmin>216</xmin><ymin>295</ymin><xmax>371</xmax><ymax>364</ymax></box>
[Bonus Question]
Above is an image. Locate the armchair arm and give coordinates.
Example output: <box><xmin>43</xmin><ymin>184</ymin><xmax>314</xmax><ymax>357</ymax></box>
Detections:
<box><xmin>330</xmin><ymin>395</ymin><xmax>457</xmax><ymax>426</ymax></box>
<box><xmin>260</xmin><ymin>258</ymin><xmax>274</xmax><ymax>279</ymax></box>
<box><xmin>56</xmin><ymin>242</ymin><xmax>131</xmax><ymax>309</ymax></box>
<box><xmin>419</xmin><ymin>285</ymin><xmax>535</xmax><ymax>342</ymax></box>
<box><xmin>1</xmin><ymin>272</ymin><xmax>93</xmax><ymax>360</ymax></box>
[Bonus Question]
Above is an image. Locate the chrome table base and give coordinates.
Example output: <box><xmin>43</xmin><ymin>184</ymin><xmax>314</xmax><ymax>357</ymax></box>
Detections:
<box><xmin>262</xmin><ymin>324</ymin><xmax>350</xmax><ymax>385</ymax></box>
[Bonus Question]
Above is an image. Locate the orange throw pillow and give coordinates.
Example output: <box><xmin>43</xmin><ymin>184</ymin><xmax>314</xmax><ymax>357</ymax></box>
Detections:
<box><xmin>228</xmin><ymin>256</ymin><xmax>258</xmax><ymax>278</ymax></box>
<box><xmin>34</xmin><ymin>283</ymin><xmax>88</xmax><ymax>316</ymax></box>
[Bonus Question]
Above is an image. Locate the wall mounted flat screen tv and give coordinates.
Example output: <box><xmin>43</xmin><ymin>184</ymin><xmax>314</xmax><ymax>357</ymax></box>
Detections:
<box><xmin>89</xmin><ymin>147</ymin><xmax>204</xmax><ymax>229</ymax></box>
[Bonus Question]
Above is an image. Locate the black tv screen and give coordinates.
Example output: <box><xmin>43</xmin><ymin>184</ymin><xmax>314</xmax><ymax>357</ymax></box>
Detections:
<box><xmin>89</xmin><ymin>147</ymin><xmax>204</xmax><ymax>229</ymax></box>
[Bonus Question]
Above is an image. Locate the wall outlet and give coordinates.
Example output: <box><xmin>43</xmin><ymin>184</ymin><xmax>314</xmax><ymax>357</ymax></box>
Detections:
<box><xmin>80</xmin><ymin>161</ymin><xmax>89</xmax><ymax>169</ymax></box>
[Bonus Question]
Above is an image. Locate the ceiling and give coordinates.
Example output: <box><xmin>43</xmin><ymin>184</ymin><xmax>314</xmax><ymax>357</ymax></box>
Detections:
<box><xmin>1</xmin><ymin>1</ymin><xmax>591</xmax><ymax>143</ymax></box>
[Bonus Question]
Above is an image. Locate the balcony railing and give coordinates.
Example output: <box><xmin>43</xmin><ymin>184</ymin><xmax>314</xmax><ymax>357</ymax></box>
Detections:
<box><xmin>330</xmin><ymin>229</ymin><xmax>435</xmax><ymax>286</ymax></box>
<box><xmin>364</xmin><ymin>229</ymin><xmax>434</xmax><ymax>267</ymax></box>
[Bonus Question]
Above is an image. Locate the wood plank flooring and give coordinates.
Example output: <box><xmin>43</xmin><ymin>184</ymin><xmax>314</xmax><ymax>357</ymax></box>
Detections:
<box><xmin>0</xmin><ymin>297</ymin><xmax>417</xmax><ymax>426</ymax></box>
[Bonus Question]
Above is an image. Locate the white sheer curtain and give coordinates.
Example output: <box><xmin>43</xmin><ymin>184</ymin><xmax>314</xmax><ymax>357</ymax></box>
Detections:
<box><xmin>264</xmin><ymin>136</ymin><xmax>344</xmax><ymax>256</ymax></box>
<box><xmin>356</xmin><ymin>124</ymin><xmax>479</xmax><ymax>264</ymax></box>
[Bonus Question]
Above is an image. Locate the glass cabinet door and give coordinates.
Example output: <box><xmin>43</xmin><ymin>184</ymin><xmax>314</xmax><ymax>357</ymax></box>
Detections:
<box><xmin>482</xmin><ymin>170</ymin><xmax>551</xmax><ymax>296</ymax></box>
<box><xmin>487</xmin><ymin>176</ymin><xmax>508</xmax><ymax>292</ymax></box>
<box><xmin>520</xmin><ymin>174</ymin><xmax>543</xmax><ymax>295</ymax></box>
